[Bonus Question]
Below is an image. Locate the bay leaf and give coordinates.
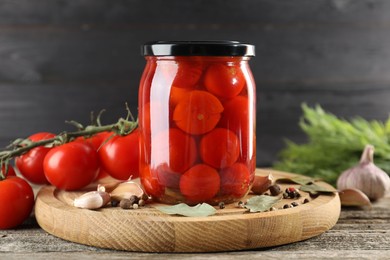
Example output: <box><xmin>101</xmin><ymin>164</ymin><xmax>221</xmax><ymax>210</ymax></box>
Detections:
<box><xmin>244</xmin><ymin>195</ymin><xmax>281</xmax><ymax>213</ymax></box>
<box><xmin>300</xmin><ymin>183</ymin><xmax>336</xmax><ymax>195</ymax></box>
<box><xmin>276</xmin><ymin>175</ymin><xmax>315</xmax><ymax>185</ymax></box>
<box><xmin>156</xmin><ymin>203</ymin><xmax>216</xmax><ymax>217</ymax></box>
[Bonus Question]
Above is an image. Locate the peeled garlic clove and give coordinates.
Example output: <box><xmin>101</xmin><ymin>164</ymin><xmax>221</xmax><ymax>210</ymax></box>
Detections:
<box><xmin>339</xmin><ymin>188</ymin><xmax>371</xmax><ymax>208</ymax></box>
<box><xmin>251</xmin><ymin>174</ymin><xmax>274</xmax><ymax>195</ymax></box>
<box><xmin>337</xmin><ymin>145</ymin><xmax>390</xmax><ymax>200</ymax></box>
<box><xmin>73</xmin><ymin>191</ymin><xmax>111</xmax><ymax>209</ymax></box>
<box><xmin>110</xmin><ymin>181</ymin><xmax>144</xmax><ymax>201</ymax></box>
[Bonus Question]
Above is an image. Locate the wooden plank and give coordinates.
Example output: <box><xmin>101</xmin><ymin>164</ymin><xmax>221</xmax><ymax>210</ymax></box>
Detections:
<box><xmin>0</xmin><ymin>25</ymin><xmax>390</xmax><ymax>84</ymax></box>
<box><xmin>0</xmin><ymin>0</ymin><xmax>389</xmax><ymax>25</ymax></box>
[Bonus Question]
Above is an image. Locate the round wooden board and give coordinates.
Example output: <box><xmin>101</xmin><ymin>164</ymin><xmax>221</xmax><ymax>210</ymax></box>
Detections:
<box><xmin>35</xmin><ymin>169</ymin><xmax>340</xmax><ymax>253</ymax></box>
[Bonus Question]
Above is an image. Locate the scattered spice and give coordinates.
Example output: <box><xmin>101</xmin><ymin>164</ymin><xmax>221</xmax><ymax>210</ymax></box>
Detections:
<box><xmin>283</xmin><ymin>204</ymin><xmax>290</xmax><ymax>209</ymax></box>
<box><xmin>251</xmin><ymin>174</ymin><xmax>274</xmax><ymax>195</ymax></box>
<box><xmin>138</xmin><ymin>199</ymin><xmax>146</xmax><ymax>207</ymax></box>
<box><xmin>218</xmin><ymin>202</ymin><xmax>225</xmax><ymax>209</ymax></box>
<box><xmin>269</xmin><ymin>184</ymin><xmax>282</xmax><ymax>196</ymax></box>
<box><xmin>303</xmin><ymin>198</ymin><xmax>310</xmax><ymax>204</ymax></box>
<box><xmin>291</xmin><ymin>201</ymin><xmax>299</xmax><ymax>207</ymax></box>
<box><xmin>132</xmin><ymin>203</ymin><xmax>139</xmax><ymax>209</ymax></box>
<box><xmin>111</xmin><ymin>199</ymin><xmax>120</xmax><ymax>207</ymax></box>
<box><xmin>119</xmin><ymin>199</ymin><xmax>132</xmax><ymax>209</ymax></box>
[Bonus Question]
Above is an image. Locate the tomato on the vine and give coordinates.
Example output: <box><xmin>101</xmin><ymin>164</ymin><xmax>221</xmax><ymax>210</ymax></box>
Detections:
<box><xmin>75</xmin><ymin>131</ymin><xmax>113</xmax><ymax>181</ymax></box>
<box><xmin>0</xmin><ymin>176</ymin><xmax>34</xmax><ymax>229</ymax></box>
<box><xmin>180</xmin><ymin>164</ymin><xmax>220</xmax><ymax>204</ymax></box>
<box><xmin>43</xmin><ymin>142</ymin><xmax>99</xmax><ymax>190</ymax></box>
<box><xmin>1</xmin><ymin>165</ymin><xmax>16</xmax><ymax>177</ymax></box>
<box><xmin>204</xmin><ymin>63</ymin><xmax>245</xmax><ymax>98</ymax></box>
<box><xmin>16</xmin><ymin>132</ymin><xmax>55</xmax><ymax>184</ymax></box>
<box><xmin>99</xmin><ymin>130</ymin><xmax>140</xmax><ymax>180</ymax></box>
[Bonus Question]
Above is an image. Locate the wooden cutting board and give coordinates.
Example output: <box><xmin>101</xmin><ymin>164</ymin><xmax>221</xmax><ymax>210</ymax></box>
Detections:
<box><xmin>35</xmin><ymin>169</ymin><xmax>340</xmax><ymax>253</ymax></box>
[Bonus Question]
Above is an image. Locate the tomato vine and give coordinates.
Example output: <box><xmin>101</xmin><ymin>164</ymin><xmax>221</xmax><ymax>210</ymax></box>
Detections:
<box><xmin>0</xmin><ymin>106</ymin><xmax>138</xmax><ymax>181</ymax></box>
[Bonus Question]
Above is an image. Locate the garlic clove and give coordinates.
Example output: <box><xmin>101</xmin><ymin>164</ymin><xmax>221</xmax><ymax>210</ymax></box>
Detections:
<box><xmin>73</xmin><ymin>191</ymin><xmax>111</xmax><ymax>209</ymax></box>
<box><xmin>339</xmin><ymin>188</ymin><xmax>372</xmax><ymax>208</ymax></box>
<box><xmin>110</xmin><ymin>181</ymin><xmax>144</xmax><ymax>201</ymax></box>
<box><xmin>251</xmin><ymin>174</ymin><xmax>274</xmax><ymax>195</ymax></box>
<box><xmin>336</xmin><ymin>145</ymin><xmax>390</xmax><ymax>201</ymax></box>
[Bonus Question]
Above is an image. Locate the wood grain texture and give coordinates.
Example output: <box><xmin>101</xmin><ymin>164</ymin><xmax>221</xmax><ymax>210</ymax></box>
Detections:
<box><xmin>1</xmin><ymin>196</ymin><xmax>389</xmax><ymax>258</ymax></box>
<box><xmin>34</xmin><ymin>169</ymin><xmax>340</xmax><ymax>253</ymax></box>
<box><xmin>1</xmin><ymin>0</ymin><xmax>390</xmax><ymax>167</ymax></box>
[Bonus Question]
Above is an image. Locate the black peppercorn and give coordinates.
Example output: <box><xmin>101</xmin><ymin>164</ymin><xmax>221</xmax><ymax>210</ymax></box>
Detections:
<box><xmin>119</xmin><ymin>199</ymin><xmax>132</xmax><ymax>209</ymax></box>
<box><xmin>129</xmin><ymin>195</ymin><xmax>139</xmax><ymax>205</ymax></box>
<box><xmin>218</xmin><ymin>202</ymin><xmax>225</xmax><ymax>209</ymax></box>
<box><xmin>269</xmin><ymin>184</ymin><xmax>282</xmax><ymax>196</ymax></box>
<box><xmin>303</xmin><ymin>198</ymin><xmax>310</xmax><ymax>204</ymax></box>
<box><xmin>291</xmin><ymin>201</ymin><xmax>299</xmax><ymax>207</ymax></box>
<box><xmin>283</xmin><ymin>204</ymin><xmax>290</xmax><ymax>209</ymax></box>
<box><xmin>111</xmin><ymin>199</ymin><xmax>120</xmax><ymax>207</ymax></box>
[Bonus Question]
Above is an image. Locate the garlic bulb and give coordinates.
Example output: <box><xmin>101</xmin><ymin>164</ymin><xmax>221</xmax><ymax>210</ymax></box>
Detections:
<box><xmin>337</xmin><ymin>145</ymin><xmax>390</xmax><ymax>200</ymax></box>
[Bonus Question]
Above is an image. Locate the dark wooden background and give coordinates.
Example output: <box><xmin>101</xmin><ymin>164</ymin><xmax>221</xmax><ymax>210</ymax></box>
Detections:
<box><xmin>1</xmin><ymin>0</ymin><xmax>390</xmax><ymax>166</ymax></box>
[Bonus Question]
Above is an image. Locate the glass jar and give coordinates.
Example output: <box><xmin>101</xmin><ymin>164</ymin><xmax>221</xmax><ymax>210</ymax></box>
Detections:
<box><xmin>138</xmin><ymin>41</ymin><xmax>256</xmax><ymax>205</ymax></box>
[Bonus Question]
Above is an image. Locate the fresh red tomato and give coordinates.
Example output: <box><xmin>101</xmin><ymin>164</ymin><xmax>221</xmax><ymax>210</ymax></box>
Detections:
<box><xmin>1</xmin><ymin>165</ymin><xmax>16</xmax><ymax>177</ymax></box>
<box><xmin>16</xmin><ymin>132</ymin><xmax>56</xmax><ymax>184</ymax></box>
<box><xmin>0</xmin><ymin>176</ymin><xmax>34</xmax><ymax>229</ymax></box>
<box><xmin>204</xmin><ymin>63</ymin><xmax>245</xmax><ymax>98</ymax></box>
<box><xmin>220</xmin><ymin>163</ymin><xmax>251</xmax><ymax>198</ymax></box>
<box><xmin>43</xmin><ymin>142</ymin><xmax>99</xmax><ymax>190</ymax></box>
<box><xmin>180</xmin><ymin>164</ymin><xmax>220</xmax><ymax>204</ymax></box>
<box><xmin>199</xmin><ymin>128</ymin><xmax>240</xmax><ymax>168</ymax></box>
<box><xmin>75</xmin><ymin>131</ymin><xmax>112</xmax><ymax>151</ymax></box>
<box><xmin>75</xmin><ymin>132</ymin><xmax>113</xmax><ymax>181</ymax></box>
<box><xmin>99</xmin><ymin>130</ymin><xmax>139</xmax><ymax>180</ymax></box>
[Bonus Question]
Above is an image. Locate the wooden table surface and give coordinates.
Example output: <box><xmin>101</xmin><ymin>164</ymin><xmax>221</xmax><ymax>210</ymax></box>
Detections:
<box><xmin>1</xmin><ymin>191</ymin><xmax>389</xmax><ymax>260</ymax></box>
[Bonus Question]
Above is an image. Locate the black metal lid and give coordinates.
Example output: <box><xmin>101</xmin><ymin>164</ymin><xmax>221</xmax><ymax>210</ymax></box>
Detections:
<box><xmin>142</xmin><ymin>41</ymin><xmax>255</xmax><ymax>57</ymax></box>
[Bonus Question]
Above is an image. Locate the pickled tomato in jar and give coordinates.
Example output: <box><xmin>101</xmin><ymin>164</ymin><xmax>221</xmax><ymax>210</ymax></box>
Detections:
<box><xmin>138</xmin><ymin>41</ymin><xmax>256</xmax><ymax>205</ymax></box>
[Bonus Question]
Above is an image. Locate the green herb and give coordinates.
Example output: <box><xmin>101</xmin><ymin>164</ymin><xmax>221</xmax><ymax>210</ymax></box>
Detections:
<box><xmin>156</xmin><ymin>203</ymin><xmax>216</xmax><ymax>217</ymax></box>
<box><xmin>274</xmin><ymin>104</ymin><xmax>390</xmax><ymax>185</ymax></box>
<box><xmin>244</xmin><ymin>195</ymin><xmax>281</xmax><ymax>213</ymax></box>
<box><xmin>299</xmin><ymin>183</ymin><xmax>336</xmax><ymax>195</ymax></box>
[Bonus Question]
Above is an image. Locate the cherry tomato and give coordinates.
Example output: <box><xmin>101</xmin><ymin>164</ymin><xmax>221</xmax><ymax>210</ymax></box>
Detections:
<box><xmin>75</xmin><ymin>131</ymin><xmax>112</xmax><ymax>151</ymax></box>
<box><xmin>75</xmin><ymin>132</ymin><xmax>113</xmax><ymax>181</ymax></box>
<box><xmin>99</xmin><ymin>130</ymin><xmax>139</xmax><ymax>180</ymax></box>
<box><xmin>153</xmin><ymin>128</ymin><xmax>197</xmax><ymax>174</ymax></box>
<box><xmin>220</xmin><ymin>163</ymin><xmax>251</xmax><ymax>198</ymax></box>
<box><xmin>140</xmin><ymin>165</ymin><xmax>164</xmax><ymax>197</ymax></box>
<box><xmin>180</xmin><ymin>164</ymin><xmax>220</xmax><ymax>204</ymax></box>
<box><xmin>43</xmin><ymin>142</ymin><xmax>99</xmax><ymax>190</ymax></box>
<box><xmin>1</xmin><ymin>165</ymin><xmax>16</xmax><ymax>177</ymax></box>
<box><xmin>16</xmin><ymin>132</ymin><xmax>56</xmax><ymax>184</ymax></box>
<box><xmin>200</xmin><ymin>128</ymin><xmax>240</xmax><ymax>168</ymax></box>
<box><xmin>172</xmin><ymin>60</ymin><xmax>203</xmax><ymax>89</ymax></box>
<box><xmin>204</xmin><ymin>63</ymin><xmax>245</xmax><ymax>98</ymax></box>
<box><xmin>169</xmin><ymin>86</ymin><xmax>191</xmax><ymax>108</ymax></box>
<box><xmin>173</xmin><ymin>90</ymin><xmax>224</xmax><ymax>135</ymax></box>
<box><xmin>154</xmin><ymin>163</ymin><xmax>182</xmax><ymax>190</ymax></box>
<box><xmin>0</xmin><ymin>176</ymin><xmax>34</xmax><ymax>229</ymax></box>
<box><xmin>219</xmin><ymin>96</ymin><xmax>254</xmax><ymax>162</ymax></box>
